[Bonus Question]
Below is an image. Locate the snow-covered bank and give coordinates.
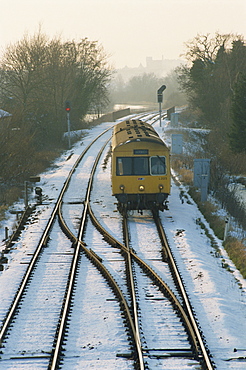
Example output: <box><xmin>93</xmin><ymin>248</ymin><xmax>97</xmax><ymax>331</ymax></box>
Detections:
<box><xmin>0</xmin><ymin>118</ymin><xmax>246</xmax><ymax>369</ymax></box>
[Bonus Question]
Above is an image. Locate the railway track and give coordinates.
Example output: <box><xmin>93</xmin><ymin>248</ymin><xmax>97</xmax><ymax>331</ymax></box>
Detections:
<box><xmin>0</xmin><ymin>112</ymin><xmax>216</xmax><ymax>369</ymax></box>
<box><xmin>153</xmin><ymin>214</ymin><xmax>213</xmax><ymax>366</ymax></box>
<box><xmin>63</xmin><ymin>116</ymin><xmax>214</xmax><ymax>368</ymax></box>
<box><xmin>88</xmin><ymin>200</ymin><xmax>214</xmax><ymax>369</ymax></box>
<box><xmin>0</xmin><ymin>122</ymin><xmax>113</xmax><ymax>368</ymax></box>
<box><xmin>56</xmin><ymin>116</ymin><xmax>210</xmax><ymax>369</ymax></box>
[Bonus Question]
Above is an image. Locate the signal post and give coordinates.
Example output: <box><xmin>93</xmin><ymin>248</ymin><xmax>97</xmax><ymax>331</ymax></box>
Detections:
<box><xmin>65</xmin><ymin>100</ymin><xmax>71</xmax><ymax>149</ymax></box>
<box><xmin>157</xmin><ymin>85</ymin><xmax>166</xmax><ymax>127</ymax></box>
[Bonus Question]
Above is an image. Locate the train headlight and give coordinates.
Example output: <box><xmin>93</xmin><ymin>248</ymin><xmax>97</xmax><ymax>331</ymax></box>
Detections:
<box><xmin>120</xmin><ymin>184</ymin><xmax>125</xmax><ymax>192</ymax></box>
<box><xmin>139</xmin><ymin>185</ymin><xmax>145</xmax><ymax>192</ymax></box>
<box><xmin>159</xmin><ymin>184</ymin><xmax>164</xmax><ymax>191</ymax></box>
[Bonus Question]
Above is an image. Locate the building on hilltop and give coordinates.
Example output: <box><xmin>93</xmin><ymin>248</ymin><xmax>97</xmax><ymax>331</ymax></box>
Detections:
<box><xmin>117</xmin><ymin>57</ymin><xmax>181</xmax><ymax>82</ymax></box>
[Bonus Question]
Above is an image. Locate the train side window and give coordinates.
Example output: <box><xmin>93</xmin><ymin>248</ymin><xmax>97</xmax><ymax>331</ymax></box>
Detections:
<box><xmin>116</xmin><ymin>157</ymin><xmax>132</xmax><ymax>175</ymax></box>
<box><xmin>133</xmin><ymin>157</ymin><xmax>149</xmax><ymax>175</ymax></box>
<box><xmin>151</xmin><ymin>156</ymin><xmax>166</xmax><ymax>175</ymax></box>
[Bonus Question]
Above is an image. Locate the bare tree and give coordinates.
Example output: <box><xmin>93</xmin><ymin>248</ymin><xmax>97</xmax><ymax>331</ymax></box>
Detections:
<box><xmin>0</xmin><ymin>31</ymin><xmax>112</xmax><ymax>204</ymax></box>
<box><xmin>0</xmin><ymin>32</ymin><xmax>112</xmax><ymax>147</ymax></box>
<box><xmin>0</xmin><ymin>31</ymin><xmax>49</xmax><ymax>119</ymax></box>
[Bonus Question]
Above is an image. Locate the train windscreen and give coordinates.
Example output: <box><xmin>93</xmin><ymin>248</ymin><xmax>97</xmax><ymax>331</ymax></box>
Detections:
<box><xmin>116</xmin><ymin>157</ymin><xmax>149</xmax><ymax>175</ymax></box>
<box><xmin>150</xmin><ymin>156</ymin><xmax>166</xmax><ymax>175</ymax></box>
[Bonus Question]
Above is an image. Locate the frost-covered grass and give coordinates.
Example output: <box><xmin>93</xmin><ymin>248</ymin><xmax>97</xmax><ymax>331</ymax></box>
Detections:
<box><xmin>188</xmin><ymin>187</ymin><xmax>225</xmax><ymax>240</ymax></box>
<box><xmin>224</xmin><ymin>237</ymin><xmax>246</xmax><ymax>279</ymax></box>
<box><xmin>0</xmin><ymin>205</ymin><xmax>8</xmax><ymax>222</ymax></box>
<box><xmin>166</xmin><ymin>113</ymin><xmax>246</xmax><ymax>280</ymax></box>
<box><xmin>174</xmin><ymin>167</ymin><xmax>246</xmax><ymax>279</ymax></box>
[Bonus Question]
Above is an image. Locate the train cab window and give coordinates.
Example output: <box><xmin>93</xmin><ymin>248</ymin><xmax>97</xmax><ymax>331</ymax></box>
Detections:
<box><xmin>150</xmin><ymin>156</ymin><xmax>166</xmax><ymax>175</ymax></box>
<box><xmin>133</xmin><ymin>157</ymin><xmax>149</xmax><ymax>175</ymax></box>
<box><xmin>117</xmin><ymin>157</ymin><xmax>132</xmax><ymax>175</ymax></box>
<box><xmin>116</xmin><ymin>157</ymin><xmax>149</xmax><ymax>175</ymax></box>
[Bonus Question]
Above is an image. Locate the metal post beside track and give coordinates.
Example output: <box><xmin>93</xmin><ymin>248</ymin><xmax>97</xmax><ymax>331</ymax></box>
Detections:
<box><xmin>65</xmin><ymin>100</ymin><xmax>71</xmax><ymax>149</ymax></box>
<box><xmin>157</xmin><ymin>85</ymin><xmax>166</xmax><ymax>127</ymax></box>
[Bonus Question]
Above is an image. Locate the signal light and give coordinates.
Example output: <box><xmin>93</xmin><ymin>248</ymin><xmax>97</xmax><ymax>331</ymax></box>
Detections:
<box><xmin>65</xmin><ymin>100</ymin><xmax>71</xmax><ymax>112</ymax></box>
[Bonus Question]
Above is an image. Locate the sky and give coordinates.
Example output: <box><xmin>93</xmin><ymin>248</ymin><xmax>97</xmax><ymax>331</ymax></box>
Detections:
<box><xmin>1</xmin><ymin>0</ymin><xmax>246</xmax><ymax>69</ymax></box>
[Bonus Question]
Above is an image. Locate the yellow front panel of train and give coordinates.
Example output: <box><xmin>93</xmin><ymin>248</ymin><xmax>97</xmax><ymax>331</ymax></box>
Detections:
<box><xmin>112</xmin><ymin>174</ymin><xmax>170</xmax><ymax>194</ymax></box>
<box><xmin>111</xmin><ymin>141</ymin><xmax>171</xmax><ymax>195</ymax></box>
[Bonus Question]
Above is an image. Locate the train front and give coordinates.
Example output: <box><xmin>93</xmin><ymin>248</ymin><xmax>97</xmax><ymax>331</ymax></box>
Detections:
<box><xmin>111</xmin><ymin>119</ymin><xmax>171</xmax><ymax>214</ymax></box>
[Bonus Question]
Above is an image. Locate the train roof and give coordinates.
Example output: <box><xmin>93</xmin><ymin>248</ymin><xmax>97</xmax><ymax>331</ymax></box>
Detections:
<box><xmin>112</xmin><ymin>119</ymin><xmax>168</xmax><ymax>149</ymax></box>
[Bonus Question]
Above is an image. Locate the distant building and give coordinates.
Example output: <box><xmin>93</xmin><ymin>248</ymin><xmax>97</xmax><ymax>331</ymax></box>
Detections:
<box><xmin>116</xmin><ymin>57</ymin><xmax>181</xmax><ymax>81</ymax></box>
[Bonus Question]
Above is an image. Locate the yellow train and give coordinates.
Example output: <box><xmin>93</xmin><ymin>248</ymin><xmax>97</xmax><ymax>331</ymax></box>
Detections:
<box><xmin>111</xmin><ymin>119</ymin><xmax>171</xmax><ymax>213</ymax></box>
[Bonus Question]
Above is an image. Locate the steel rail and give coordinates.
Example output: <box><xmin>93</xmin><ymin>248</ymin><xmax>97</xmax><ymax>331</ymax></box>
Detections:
<box><xmin>51</xmin><ymin>134</ymin><xmax>147</xmax><ymax>370</ymax></box>
<box><xmin>88</xmin><ymin>207</ymin><xmax>199</xmax><ymax>348</ymax></box>
<box><xmin>154</xmin><ymin>214</ymin><xmax>215</xmax><ymax>370</ymax></box>
<box><xmin>148</xmin><ymin>111</ymin><xmax>167</xmax><ymax>124</ymax></box>
<box><xmin>0</xmin><ymin>126</ymin><xmax>112</xmax><ymax>348</ymax></box>
<box><xmin>49</xmin><ymin>134</ymin><xmax>111</xmax><ymax>370</ymax></box>
<box><xmin>57</xmin><ymin>208</ymin><xmax>144</xmax><ymax>370</ymax></box>
<box><xmin>54</xmin><ymin>139</ymin><xmax>145</xmax><ymax>369</ymax></box>
<box><xmin>88</xmin><ymin>205</ymin><xmax>216</xmax><ymax>368</ymax></box>
<box><xmin>0</xmin><ymin>115</ymin><xmax>152</xmax><ymax>364</ymax></box>
<box><xmin>122</xmin><ymin>215</ymin><xmax>145</xmax><ymax>370</ymax></box>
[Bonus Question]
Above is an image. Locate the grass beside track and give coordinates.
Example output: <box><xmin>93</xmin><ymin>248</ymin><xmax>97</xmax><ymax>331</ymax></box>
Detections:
<box><xmin>189</xmin><ymin>187</ymin><xmax>246</xmax><ymax>279</ymax></box>
<box><xmin>173</xmin><ymin>163</ymin><xmax>246</xmax><ymax>280</ymax></box>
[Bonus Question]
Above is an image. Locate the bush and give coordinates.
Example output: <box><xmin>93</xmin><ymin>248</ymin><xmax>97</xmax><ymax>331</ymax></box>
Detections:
<box><xmin>224</xmin><ymin>237</ymin><xmax>246</xmax><ymax>278</ymax></box>
<box><xmin>188</xmin><ymin>187</ymin><xmax>225</xmax><ymax>240</ymax></box>
<box><xmin>0</xmin><ymin>205</ymin><xmax>8</xmax><ymax>222</ymax></box>
<box><xmin>4</xmin><ymin>187</ymin><xmax>22</xmax><ymax>205</ymax></box>
<box><xmin>171</xmin><ymin>158</ymin><xmax>193</xmax><ymax>185</ymax></box>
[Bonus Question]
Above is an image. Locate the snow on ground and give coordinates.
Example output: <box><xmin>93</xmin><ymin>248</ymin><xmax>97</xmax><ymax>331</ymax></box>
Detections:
<box><xmin>160</xmin><ymin>177</ymin><xmax>246</xmax><ymax>368</ymax></box>
<box><xmin>0</xmin><ymin>118</ymin><xmax>246</xmax><ymax>369</ymax></box>
<box><xmin>229</xmin><ymin>182</ymin><xmax>246</xmax><ymax>211</ymax></box>
<box><xmin>155</xmin><ymin>122</ymin><xmax>246</xmax><ymax>368</ymax></box>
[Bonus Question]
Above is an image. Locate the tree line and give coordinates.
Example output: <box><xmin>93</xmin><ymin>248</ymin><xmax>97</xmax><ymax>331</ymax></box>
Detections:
<box><xmin>0</xmin><ymin>30</ymin><xmax>112</xmax><ymax>203</ymax></box>
<box><xmin>176</xmin><ymin>33</ymin><xmax>246</xmax><ymax>234</ymax></box>
<box><xmin>177</xmin><ymin>32</ymin><xmax>246</xmax><ymax>153</ymax></box>
<box><xmin>0</xmin><ymin>30</ymin><xmax>112</xmax><ymax>148</ymax></box>
<box><xmin>110</xmin><ymin>71</ymin><xmax>187</xmax><ymax>108</ymax></box>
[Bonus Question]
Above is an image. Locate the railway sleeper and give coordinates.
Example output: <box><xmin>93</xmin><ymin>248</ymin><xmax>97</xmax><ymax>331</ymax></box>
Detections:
<box><xmin>144</xmin><ymin>348</ymin><xmax>194</xmax><ymax>359</ymax></box>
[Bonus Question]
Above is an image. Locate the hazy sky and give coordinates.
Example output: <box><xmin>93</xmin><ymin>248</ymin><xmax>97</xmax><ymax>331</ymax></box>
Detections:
<box><xmin>1</xmin><ymin>0</ymin><xmax>246</xmax><ymax>69</ymax></box>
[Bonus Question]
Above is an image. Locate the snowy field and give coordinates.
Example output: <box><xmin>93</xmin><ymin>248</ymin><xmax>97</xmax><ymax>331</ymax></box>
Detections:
<box><xmin>0</xmin><ymin>118</ymin><xmax>246</xmax><ymax>369</ymax></box>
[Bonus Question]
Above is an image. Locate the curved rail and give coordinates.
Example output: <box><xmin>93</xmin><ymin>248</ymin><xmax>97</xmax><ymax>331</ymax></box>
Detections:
<box><xmin>0</xmin><ymin>113</ymin><xmax>161</xmax><ymax>365</ymax></box>
<box><xmin>122</xmin><ymin>215</ymin><xmax>145</xmax><ymax>369</ymax></box>
<box><xmin>57</xmin><ymin>211</ymin><xmax>143</xmax><ymax>369</ymax></box>
<box><xmin>54</xmin><ymin>111</ymin><xmax>214</xmax><ymax>369</ymax></box>
<box><xmin>88</xmin><ymin>203</ymin><xmax>215</xmax><ymax>368</ymax></box>
<box><xmin>49</xmin><ymin>134</ymin><xmax>111</xmax><ymax>369</ymax></box>
<box><xmin>154</xmin><ymin>214</ymin><xmax>214</xmax><ymax>369</ymax></box>
<box><xmin>53</xmin><ymin>138</ymin><xmax>145</xmax><ymax>369</ymax></box>
<box><xmin>0</xmin><ymin>126</ymin><xmax>112</xmax><ymax>347</ymax></box>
